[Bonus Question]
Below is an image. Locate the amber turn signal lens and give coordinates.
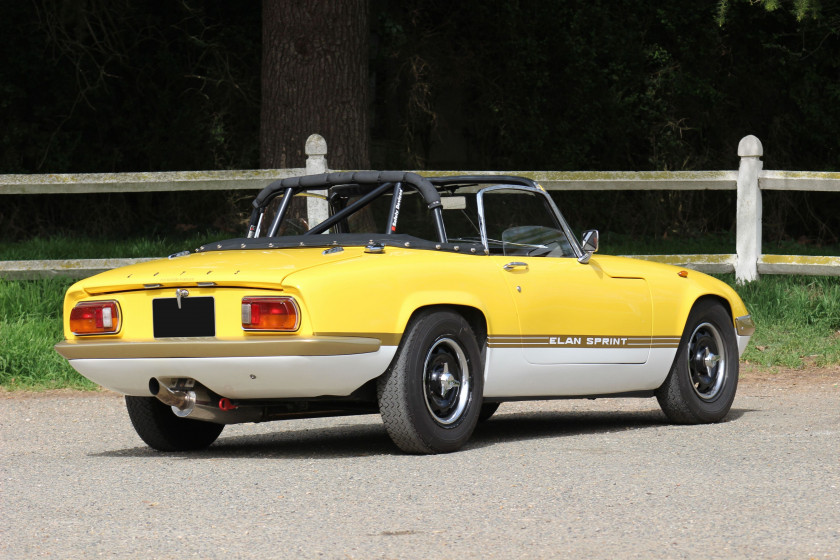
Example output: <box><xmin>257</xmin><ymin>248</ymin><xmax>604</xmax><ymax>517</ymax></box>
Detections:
<box><xmin>241</xmin><ymin>297</ymin><xmax>299</xmax><ymax>331</ymax></box>
<box><xmin>69</xmin><ymin>301</ymin><xmax>121</xmax><ymax>335</ymax></box>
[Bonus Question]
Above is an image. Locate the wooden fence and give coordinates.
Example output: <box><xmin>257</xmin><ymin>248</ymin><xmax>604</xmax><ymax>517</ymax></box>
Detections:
<box><xmin>1</xmin><ymin>134</ymin><xmax>838</xmax><ymax>283</ymax></box>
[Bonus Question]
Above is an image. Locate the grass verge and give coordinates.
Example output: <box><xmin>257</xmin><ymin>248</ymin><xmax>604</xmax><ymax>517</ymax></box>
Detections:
<box><xmin>1</xmin><ymin>273</ymin><xmax>838</xmax><ymax>391</ymax></box>
<box><xmin>0</xmin><ymin>278</ymin><xmax>96</xmax><ymax>390</ymax></box>
<box><xmin>599</xmin><ymin>232</ymin><xmax>840</xmax><ymax>256</ymax></box>
<box><xmin>717</xmin><ymin>274</ymin><xmax>840</xmax><ymax>368</ymax></box>
<box><xmin>0</xmin><ymin>232</ymin><xmax>228</xmax><ymax>261</ymax></box>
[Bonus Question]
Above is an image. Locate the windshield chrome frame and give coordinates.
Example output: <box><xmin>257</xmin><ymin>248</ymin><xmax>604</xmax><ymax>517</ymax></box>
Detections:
<box><xmin>475</xmin><ymin>184</ymin><xmax>583</xmax><ymax>258</ymax></box>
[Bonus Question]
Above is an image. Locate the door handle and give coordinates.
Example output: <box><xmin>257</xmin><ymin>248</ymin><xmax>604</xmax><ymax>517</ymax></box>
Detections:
<box><xmin>503</xmin><ymin>262</ymin><xmax>528</xmax><ymax>271</ymax></box>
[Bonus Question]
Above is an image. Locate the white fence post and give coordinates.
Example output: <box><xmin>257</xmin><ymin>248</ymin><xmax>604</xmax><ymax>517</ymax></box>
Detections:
<box><xmin>305</xmin><ymin>134</ymin><xmax>329</xmax><ymax>227</ymax></box>
<box><xmin>735</xmin><ymin>135</ymin><xmax>763</xmax><ymax>284</ymax></box>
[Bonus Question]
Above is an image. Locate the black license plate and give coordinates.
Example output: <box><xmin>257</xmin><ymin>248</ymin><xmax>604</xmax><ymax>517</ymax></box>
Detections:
<box><xmin>153</xmin><ymin>297</ymin><xmax>215</xmax><ymax>338</ymax></box>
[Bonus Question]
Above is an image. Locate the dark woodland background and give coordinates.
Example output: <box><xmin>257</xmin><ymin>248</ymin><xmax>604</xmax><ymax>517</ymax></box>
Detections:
<box><xmin>2</xmin><ymin>1</ymin><xmax>839</xmax><ymax>246</ymax></box>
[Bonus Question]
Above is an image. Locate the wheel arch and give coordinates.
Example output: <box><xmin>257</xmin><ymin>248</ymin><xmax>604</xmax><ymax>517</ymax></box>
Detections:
<box><xmin>662</xmin><ymin>291</ymin><xmax>738</xmax><ymax>338</ymax></box>
<box><xmin>401</xmin><ymin>304</ymin><xmax>488</xmax><ymax>346</ymax></box>
<box><xmin>380</xmin><ymin>303</ymin><xmax>488</xmax><ymax>397</ymax></box>
<box><xmin>689</xmin><ymin>294</ymin><xmax>734</xmax><ymax>322</ymax></box>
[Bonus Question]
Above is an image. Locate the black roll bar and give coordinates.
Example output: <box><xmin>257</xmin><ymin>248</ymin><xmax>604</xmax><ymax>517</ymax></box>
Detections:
<box><xmin>251</xmin><ymin>171</ymin><xmax>446</xmax><ymax>242</ymax></box>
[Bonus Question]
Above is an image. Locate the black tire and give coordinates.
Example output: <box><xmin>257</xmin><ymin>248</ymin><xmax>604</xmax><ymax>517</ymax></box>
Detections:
<box><xmin>656</xmin><ymin>300</ymin><xmax>739</xmax><ymax>424</ymax></box>
<box><xmin>478</xmin><ymin>402</ymin><xmax>501</xmax><ymax>422</ymax></box>
<box><xmin>377</xmin><ymin>310</ymin><xmax>484</xmax><ymax>454</ymax></box>
<box><xmin>125</xmin><ymin>396</ymin><xmax>224</xmax><ymax>451</ymax></box>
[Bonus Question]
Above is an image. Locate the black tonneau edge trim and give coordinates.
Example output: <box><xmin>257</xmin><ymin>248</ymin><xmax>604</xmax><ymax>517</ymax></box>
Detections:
<box><xmin>197</xmin><ymin>233</ymin><xmax>486</xmax><ymax>255</ymax></box>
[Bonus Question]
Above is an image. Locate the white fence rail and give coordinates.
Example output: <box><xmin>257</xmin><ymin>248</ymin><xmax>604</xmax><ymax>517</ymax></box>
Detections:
<box><xmin>1</xmin><ymin>134</ymin><xmax>838</xmax><ymax>282</ymax></box>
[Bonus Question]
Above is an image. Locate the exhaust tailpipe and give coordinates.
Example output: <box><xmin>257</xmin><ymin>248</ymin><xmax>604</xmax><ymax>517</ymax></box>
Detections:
<box><xmin>149</xmin><ymin>378</ymin><xmax>198</xmax><ymax>417</ymax></box>
<box><xmin>149</xmin><ymin>378</ymin><xmax>264</xmax><ymax>424</ymax></box>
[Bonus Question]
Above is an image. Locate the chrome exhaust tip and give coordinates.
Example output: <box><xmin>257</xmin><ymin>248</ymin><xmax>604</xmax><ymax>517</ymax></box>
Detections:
<box><xmin>149</xmin><ymin>378</ymin><xmax>196</xmax><ymax>417</ymax></box>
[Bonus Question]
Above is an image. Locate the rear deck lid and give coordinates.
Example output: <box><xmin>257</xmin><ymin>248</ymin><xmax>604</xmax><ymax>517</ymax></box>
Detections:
<box><xmin>76</xmin><ymin>247</ymin><xmax>363</xmax><ymax>295</ymax></box>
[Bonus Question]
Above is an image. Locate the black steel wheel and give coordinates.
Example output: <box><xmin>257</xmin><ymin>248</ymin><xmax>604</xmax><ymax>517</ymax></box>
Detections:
<box><xmin>656</xmin><ymin>300</ymin><xmax>739</xmax><ymax>424</ymax></box>
<box><xmin>125</xmin><ymin>396</ymin><xmax>224</xmax><ymax>451</ymax></box>
<box><xmin>377</xmin><ymin>309</ymin><xmax>484</xmax><ymax>453</ymax></box>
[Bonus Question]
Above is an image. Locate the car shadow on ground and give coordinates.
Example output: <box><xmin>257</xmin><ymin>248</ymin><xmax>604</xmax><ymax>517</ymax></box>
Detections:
<box><xmin>93</xmin><ymin>407</ymin><xmax>751</xmax><ymax>460</ymax></box>
<box><xmin>471</xmin><ymin>407</ymin><xmax>748</xmax><ymax>449</ymax></box>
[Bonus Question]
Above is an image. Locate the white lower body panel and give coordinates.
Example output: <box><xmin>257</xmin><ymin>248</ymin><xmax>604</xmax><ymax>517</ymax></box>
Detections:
<box><xmin>525</xmin><ymin>346</ymin><xmax>650</xmax><ymax>365</ymax></box>
<box><xmin>69</xmin><ymin>346</ymin><xmax>398</xmax><ymax>399</ymax></box>
<box><xmin>483</xmin><ymin>347</ymin><xmax>678</xmax><ymax>398</ymax></box>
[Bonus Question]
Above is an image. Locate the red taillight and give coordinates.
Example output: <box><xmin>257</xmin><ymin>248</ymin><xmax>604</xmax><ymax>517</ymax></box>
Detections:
<box><xmin>241</xmin><ymin>297</ymin><xmax>299</xmax><ymax>331</ymax></box>
<box><xmin>69</xmin><ymin>301</ymin><xmax>121</xmax><ymax>335</ymax></box>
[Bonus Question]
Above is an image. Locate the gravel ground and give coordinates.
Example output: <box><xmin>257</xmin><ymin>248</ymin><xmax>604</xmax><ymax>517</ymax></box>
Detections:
<box><xmin>1</xmin><ymin>366</ymin><xmax>838</xmax><ymax>559</ymax></box>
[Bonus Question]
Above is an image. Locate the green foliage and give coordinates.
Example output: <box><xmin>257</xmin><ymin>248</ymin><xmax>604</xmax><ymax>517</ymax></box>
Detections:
<box><xmin>722</xmin><ymin>274</ymin><xmax>840</xmax><ymax>367</ymax></box>
<box><xmin>599</xmin><ymin>231</ymin><xmax>840</xmax><ymax>257</ymax></box>
<box><xmin>0</xmin><ymin>277</ymin><xmax>72</xmax><ymax>319</ymax></box>
<box><xmin>0</xmin><ymin>232</ymin><xmax>231</xmax><ymax>261</ymax></box>
<box><xmin>732</xmin><ymin>275</ymin><xmax>840</xmax><ymax>331</ymax></box>
<box><xmin>717</xmin><ymin>0</ymin><xmax>823</xmax><ymax>24</ymax></box>
<box><xmin>0</xmin><ymin>317</ymin><xmax>95</xmax><ymax>390</ymax></box>
<box><xmin>0</xmin><ymin>1</ymin><xmax>260</xmax><ymax>174</ymax></box>
<box><xmin>0</xmin><ymin>278</ymin><xmax>96</xmax><ymax>390</ymax></box>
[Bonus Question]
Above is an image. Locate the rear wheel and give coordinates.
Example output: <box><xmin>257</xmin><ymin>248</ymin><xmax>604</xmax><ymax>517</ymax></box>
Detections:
<box><xmin>656</xmin><ymin>301</ymin><xmax>739</xmax><ymax>424</ymax></box>
<box><xmin>377</xmin><ymin>310</ymin><xmax>484</xmax><ymax>454</ymax></box>
<box><xmin>125</xmin><ymin>396</ymin><xmax>224</xmax><ymax>451</ymax></box>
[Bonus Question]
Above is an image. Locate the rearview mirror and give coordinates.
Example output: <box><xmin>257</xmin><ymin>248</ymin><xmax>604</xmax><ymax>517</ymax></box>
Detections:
<box><xmin>577</xmin><ymin>229</ymin><xmax>599</xmax><ymax>264</ymax></box>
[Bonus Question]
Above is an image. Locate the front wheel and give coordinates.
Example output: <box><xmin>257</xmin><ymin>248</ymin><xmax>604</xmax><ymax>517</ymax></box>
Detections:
<box><xmin>656</xmin><ymin>301</ymin><xmax>739</xmax><ymax>424</ymax></box>
<box><xmin>377</xmin><ymin>310</ymin><xmax>484</xmax><ymax>454</ymax></box>
<box><xmin>125</xmin><ymin>396</ymin><xmax>224</xmax><ymax>451</ymax></box>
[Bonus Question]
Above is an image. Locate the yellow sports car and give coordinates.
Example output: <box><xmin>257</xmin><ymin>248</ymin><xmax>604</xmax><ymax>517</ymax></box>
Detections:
<box><xmin>56</xmin><ymin>172</ymin><xmax>754</xmax><ymax>454</ymax></box>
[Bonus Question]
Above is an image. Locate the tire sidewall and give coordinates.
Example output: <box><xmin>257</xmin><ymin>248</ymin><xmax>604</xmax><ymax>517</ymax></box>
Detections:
<box><xmin>395</xmin><ymin>311</ymin><xmax>484</xmax><ymax>452</ymax></box>
<box><xmin>125</xmin><ymin>396</ymin><xmax>223</xmax><ymax>451</ymax></box>
<box><xmin>669</xmin><ymin>302</ymin><xmax>740</xmax><ymax>422</ymax></box>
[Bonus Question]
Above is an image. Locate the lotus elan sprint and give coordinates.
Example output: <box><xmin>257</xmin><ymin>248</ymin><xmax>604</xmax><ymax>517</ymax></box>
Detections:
<box><xmin>56</xmin><ymin>172</ymin><xmax>754</xmax><ymax>454</ymax></box>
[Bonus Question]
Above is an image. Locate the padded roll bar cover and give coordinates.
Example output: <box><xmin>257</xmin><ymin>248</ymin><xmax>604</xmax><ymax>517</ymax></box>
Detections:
<box><xmin>252</xmin><ymin>171</ymin><xmax>440</xmax><ymax>209</ymax></box>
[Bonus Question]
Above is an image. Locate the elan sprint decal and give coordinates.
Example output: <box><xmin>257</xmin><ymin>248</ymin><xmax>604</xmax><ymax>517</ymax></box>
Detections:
<box><xmin>488</xmin><ymin>335</ymin><xmax>680</xmax><ymax>349</ymax></box>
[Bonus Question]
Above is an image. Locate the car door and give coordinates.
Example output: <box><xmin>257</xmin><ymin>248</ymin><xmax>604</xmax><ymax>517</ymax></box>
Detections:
<box><xmin>479</xmin><ymin>187</ymin><xmax>652</xmax><ymax>366</ymax></box>
<box><xmin>496</xmin><ymin>256</ymin><xmax>652</xmax><ymax>365</ymax></box>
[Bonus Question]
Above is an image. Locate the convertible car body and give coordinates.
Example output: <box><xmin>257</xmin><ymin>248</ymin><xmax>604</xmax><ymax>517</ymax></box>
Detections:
<box><xmin>56</xmin><ymin>172</ymin><xmax>754</xmax><ymax>453</ymax></box>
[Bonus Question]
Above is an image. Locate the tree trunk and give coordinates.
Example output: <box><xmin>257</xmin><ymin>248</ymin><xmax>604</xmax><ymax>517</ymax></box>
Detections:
<box><xmin>261</xmin><ymin>0</ymin><xmax>370</xmax><ymax>170</ymax></box>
